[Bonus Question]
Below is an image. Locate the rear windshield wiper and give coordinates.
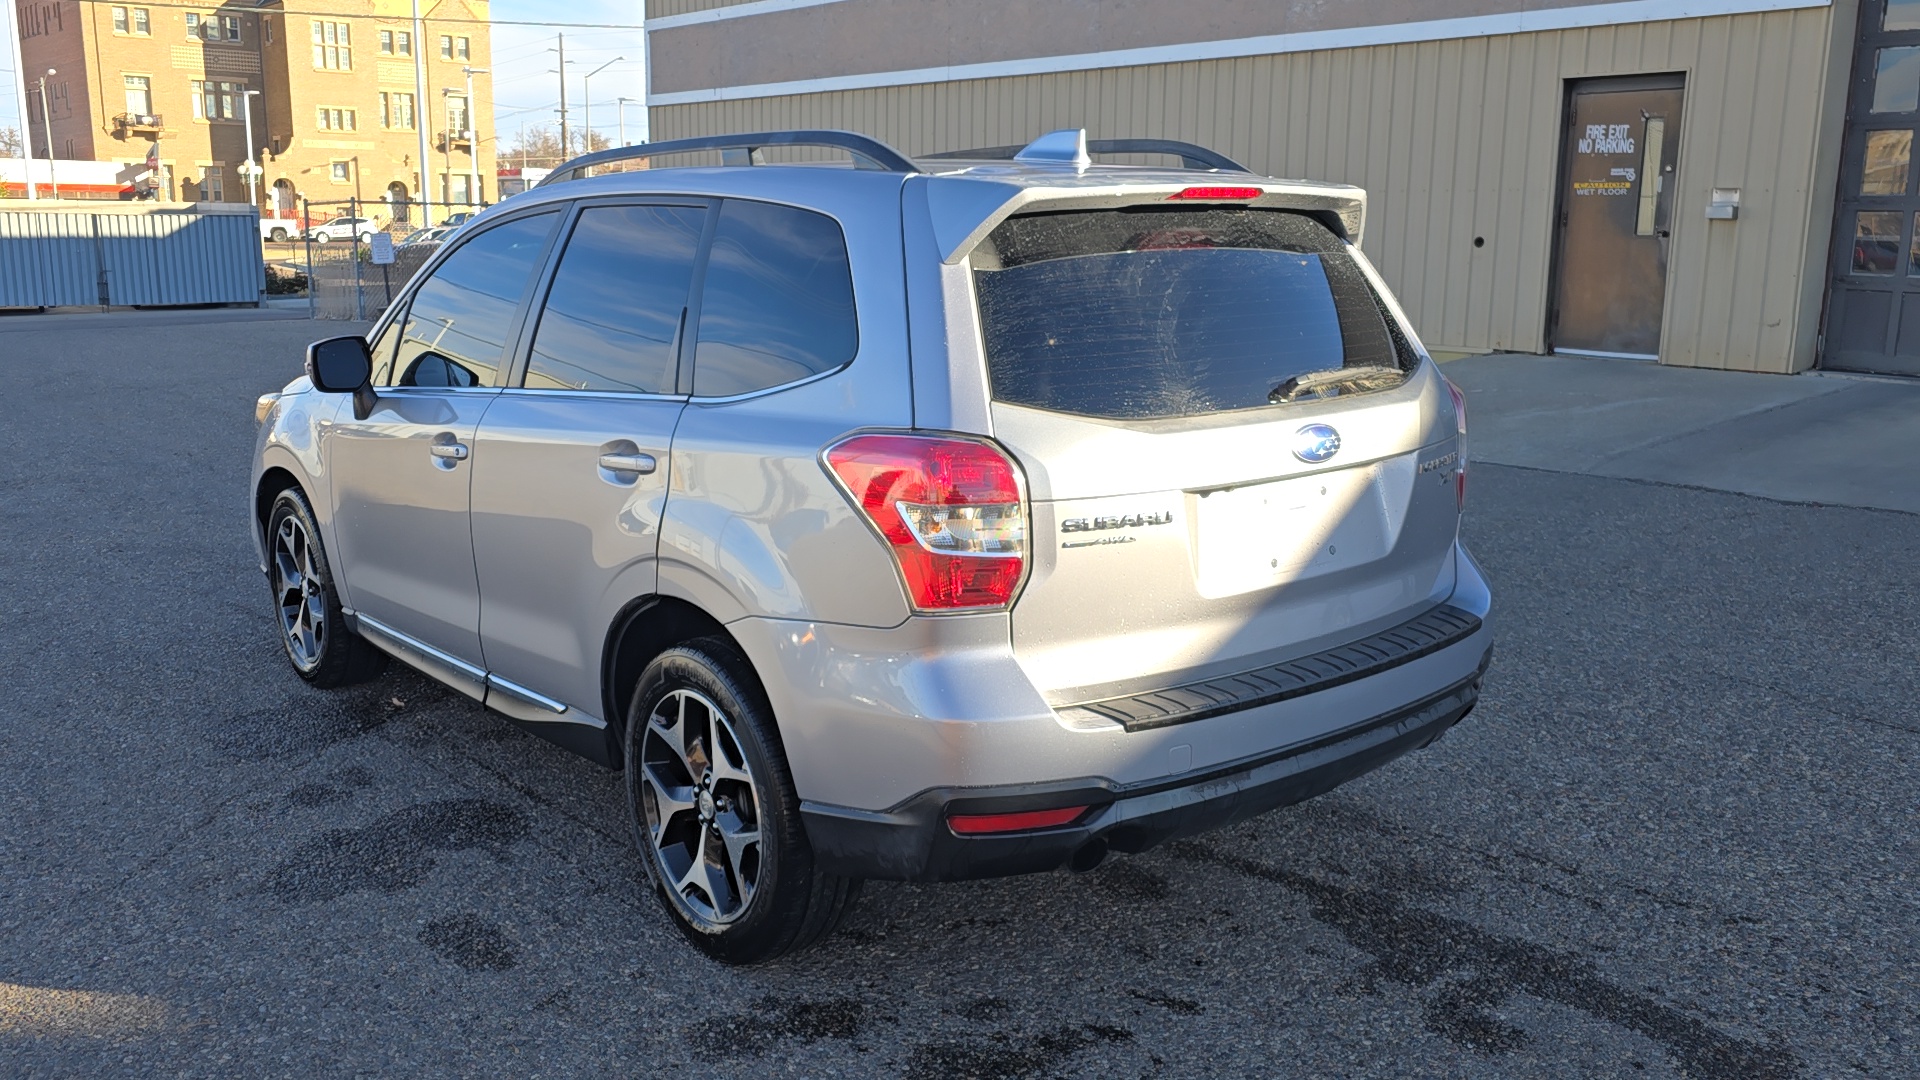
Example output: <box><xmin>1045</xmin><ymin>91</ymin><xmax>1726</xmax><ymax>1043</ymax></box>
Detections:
<box><xmin>1269</xmin><ymin>365</ymin><xmax>1404</xmax><ymax>404</ymax></box>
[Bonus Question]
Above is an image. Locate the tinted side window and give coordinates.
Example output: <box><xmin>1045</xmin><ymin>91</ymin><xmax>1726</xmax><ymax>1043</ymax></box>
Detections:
<box><xmin>692</xmin><ymin>199</ymin><xmax>857</xmax><ymax>397</ymax></box>
<box><xmin>391</xmin><ymin>211</ymin><xmax>559</xmax><ymax>388</ymax></box>
<box><xmin>525</xmin><ymin>204</ymin><xmax>705</xmax><ymax>393</ymax></box>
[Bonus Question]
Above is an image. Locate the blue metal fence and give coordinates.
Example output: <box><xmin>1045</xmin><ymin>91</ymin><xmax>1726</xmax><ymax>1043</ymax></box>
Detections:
<box><xmin>0</xmin><ymin>206</ymin><xmax>262</xmax><ymax>308</ymax></box>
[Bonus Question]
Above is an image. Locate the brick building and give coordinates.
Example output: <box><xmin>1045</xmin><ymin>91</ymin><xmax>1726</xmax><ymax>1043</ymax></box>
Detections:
<box><xmin>15</xmin><ymin>0</ymin><xmax>495</xmax><ymax>223</ymax></box>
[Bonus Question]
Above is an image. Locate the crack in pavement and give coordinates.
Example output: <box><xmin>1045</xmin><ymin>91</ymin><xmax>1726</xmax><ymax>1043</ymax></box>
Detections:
<box><xmin>1167</xmin><ymin>839</ymin><xmax>1800</xmax><ymax>1078</ymax></box>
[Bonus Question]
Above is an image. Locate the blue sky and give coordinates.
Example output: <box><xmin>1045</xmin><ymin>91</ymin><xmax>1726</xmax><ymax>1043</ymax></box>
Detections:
<box><xmin>2</xmin><ymin>0</ymin><xmax>649</xmax><ymax>151</ymax></box>
<box><xmin>487</xmin><ymin>0</ymin><xmax>649</xmax><ymax>150</ymax></box>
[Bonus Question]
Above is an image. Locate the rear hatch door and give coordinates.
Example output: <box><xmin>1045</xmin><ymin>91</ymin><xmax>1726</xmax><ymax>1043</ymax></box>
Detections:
<box><xmin>969</xmin><ymin>203</ymin><xmax>1463</xmax><ymax>703</ymax></box>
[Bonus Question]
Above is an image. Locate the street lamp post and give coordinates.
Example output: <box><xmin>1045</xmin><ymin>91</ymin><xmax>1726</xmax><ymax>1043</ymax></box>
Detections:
<box><xmin>462</xmin><ymin>66</ymin><xmax>487</xmax><ymax>206</ymax></box>
<box><xmin>616</xmin><ymin>96</ymin><xmax>637</xmax><ymax>146</ymax></box>
<box><xmin>240</xmin><ymin>88</ymin><xmax>262</xmax><ymax>212</ymax></box>
<box><xmin>412</xmin><ymin>0</ymin><xmax>434</xmax><ymax>226</ymax></box>
<box><xmin>37</xmin><ymin>68</ymin><xmax>58</xmax><ymax>198</ymax></box>
<box><xmin>581</xmin><ymin>56</ymin><xmax>622</xmax><ymax>158</ymax></box>
<box><xmin>8</xmin><ymin>3</ymin><xmax>36</xmax><ymax>199</ymax></box>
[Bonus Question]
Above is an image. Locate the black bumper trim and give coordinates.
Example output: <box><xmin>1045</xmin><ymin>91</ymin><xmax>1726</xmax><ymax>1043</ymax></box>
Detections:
<box><xmin>801</xmin><ymin>649</ymin><xmax>1489</xmax><ymax>883</ymax></box>
<box><xmin>1055</xmin><ymin>603</ymin><xmax>1482</xmax><ymax>733</ymax></box>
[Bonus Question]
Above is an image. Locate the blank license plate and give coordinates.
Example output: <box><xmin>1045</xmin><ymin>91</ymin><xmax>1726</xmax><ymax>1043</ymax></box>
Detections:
<box><xmin>1192</xmin><ymin>465</ymin><xmax>1390</xmax><ymax>598</ymax></box>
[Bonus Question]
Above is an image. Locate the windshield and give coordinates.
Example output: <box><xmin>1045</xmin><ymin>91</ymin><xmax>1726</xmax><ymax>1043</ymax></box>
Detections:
<box><xmin>972</xmin><ymin>207</ymin><xmax>1409</xmax><ymax>421</ymax></box>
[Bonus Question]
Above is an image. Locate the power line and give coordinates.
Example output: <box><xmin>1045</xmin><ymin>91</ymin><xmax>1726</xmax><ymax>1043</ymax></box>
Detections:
<box><xmin>66</xmin><ymin>0</ymin><xmax>647</xmax><ymax>30</ymax></box>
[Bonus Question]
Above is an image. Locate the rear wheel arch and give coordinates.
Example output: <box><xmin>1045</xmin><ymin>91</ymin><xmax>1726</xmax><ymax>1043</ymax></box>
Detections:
<box><xmin>601</xmin><ymin>596</ymin><xmax>752</xmax><ymax>770</ymax></box>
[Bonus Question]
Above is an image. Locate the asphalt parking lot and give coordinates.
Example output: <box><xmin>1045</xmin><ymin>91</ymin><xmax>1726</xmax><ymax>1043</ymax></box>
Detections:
<box><xmin>2</xmin><ymin>314</ymin><xmax>1914</xmax><ymax>1078</ymax></box>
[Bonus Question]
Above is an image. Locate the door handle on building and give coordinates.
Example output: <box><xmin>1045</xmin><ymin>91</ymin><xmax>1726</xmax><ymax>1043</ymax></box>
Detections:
<box><xmin>598</xmin><ymin>452</ymin><xmax>656</xmax><ymax>475</ymax></box>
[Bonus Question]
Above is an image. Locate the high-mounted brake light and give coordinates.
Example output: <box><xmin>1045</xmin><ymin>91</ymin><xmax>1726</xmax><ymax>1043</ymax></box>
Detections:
<box><xmin>948</xmin><ymin>806</ymin><xmax>1089</xmax><ymax>835</ymax></box>
<box><xmin>1167</xmin><ymin>186</ymin><xmax>1263</xmax><ymax>201</ymax></box>
<box><xmin>1444</xmin><ymin>376</ymin><xmax>1469</xmax><ymax>511</ymax></box>
<box><xmin>825</xmin><ymin>433</ymin><xmax>1029</xmax><ymax>612</ymax></box>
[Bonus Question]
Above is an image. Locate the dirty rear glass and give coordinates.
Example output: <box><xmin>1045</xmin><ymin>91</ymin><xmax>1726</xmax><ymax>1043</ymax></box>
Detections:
<box><xmin>972</xmin><ymin>208</ymin><xmax>1408</xmax><ymax>421</ymax></box>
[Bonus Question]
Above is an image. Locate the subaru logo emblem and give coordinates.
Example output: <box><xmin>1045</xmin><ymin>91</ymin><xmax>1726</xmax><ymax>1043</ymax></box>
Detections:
<box><xmin>1292</xmin><ymin>424</ymin><xmax>1341</xmax><ymax>464</ymax></box>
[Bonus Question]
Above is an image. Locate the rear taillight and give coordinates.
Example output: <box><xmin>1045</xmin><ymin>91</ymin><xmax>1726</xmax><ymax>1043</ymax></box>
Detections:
<box><xmin>824</xmin><ymin>433</ymin><xmax>1029</xmax><ymax>612</ymax></box>
<box><xmin>1444</xmin><ymin>375</ymin><xmax>1468</xmax><ymax>511</ymax></box>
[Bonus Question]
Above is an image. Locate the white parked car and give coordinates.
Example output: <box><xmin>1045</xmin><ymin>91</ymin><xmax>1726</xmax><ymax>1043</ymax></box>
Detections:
<box><xmin>305</xmin><ymin>216</ymin><xmax>378</xmax><ymax>244</ymax></box>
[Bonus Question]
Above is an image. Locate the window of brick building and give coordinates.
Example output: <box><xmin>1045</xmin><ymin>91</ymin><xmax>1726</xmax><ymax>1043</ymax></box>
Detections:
<box><xmin>381</xmin><ymin>92</ymin><xmax>415</xmax><ymax>130</ymax></box>
<box><xmin>317</xmin><ymin>107</ymin><xmax>357</xmax><ymax>131</ymax></box>
<box><xmin>124</xmin><ymin>75</ymin><xmax>152</xmax><ymax>115</ymax></box>
<box><xmin>222</xmin><ymin>15</ymin><xmax>238</xmax><ymax>41</ymax></box>
<box><xmin>438</xmin><ymin>34</ymin><xmax>451</xmax><ymax>59</ymax></box>
<box><xmin>330</xmin><ymin>161</ymin><xmax>351</xmax><ymax>183</ymax></box>
<box><xmin>184</xmin><ymin>12</ymin><xmax>197</xmax><ymax>38</ymax></box>
<box><xmin>133</xmin><ymin>7</ymin><xmax>148</xmax><ymax>33</ymax></box>
<box><xmin>191</xmin><ymin>80</ymin><xmax>243</xmax><ymax>120</ymax></box>
<box><xmin>112</xmin><ymin>6</ymin><xmax>127</xmax><ymax>33</ymax></box>
<box><xmin>379</xmin><ymin>29</ymin><xmax>392</xmax><ymax>53</ymax></box>
<box><xmin>312</xmin><ymin>21</ymin><xmax>351</xmax><ymax>69</ymax></box>
<box><xmin>456</xmin><ymin>36</ymin><xmax>469</xmax><ymax>60</ymax></box>
<box><xmin>397</xmin><ymin>31</ymin><xmax>411</xmax><ymax>55</ymax></box>
<box><xmin>204</xmin><ymin>166</ymin><xmax>223</xmax><ymax>202</ymax></box>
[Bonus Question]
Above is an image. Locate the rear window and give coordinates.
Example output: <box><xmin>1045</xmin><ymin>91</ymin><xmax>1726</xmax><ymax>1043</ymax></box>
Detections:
<box><xmin>972</xmin><ymin>208</ymin><xmax>1409</xmax><ymax>420</ymax></box>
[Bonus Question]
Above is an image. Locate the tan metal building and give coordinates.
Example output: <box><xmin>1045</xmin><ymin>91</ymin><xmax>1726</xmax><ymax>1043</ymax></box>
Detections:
<box><xmin>15</xmin><ymin>0</ymin><xmax>496</xmax><ymax>221</ymax></box>
<box><xmin>644</xmin><ymin>0</ymin><xmax>1920</xmax><ymax>378</ymax></box>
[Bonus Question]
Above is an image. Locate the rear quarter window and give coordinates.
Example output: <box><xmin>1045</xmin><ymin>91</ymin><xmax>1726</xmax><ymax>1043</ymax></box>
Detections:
<box><xmin>691</xmin><ymin>199</ymin><xmax>858</xmax><ymax>398</ymax></box>
<box><xmin>972</xmin><ymin>207</ymin><xmax>1409</xmax><ymax>421</ymax></box>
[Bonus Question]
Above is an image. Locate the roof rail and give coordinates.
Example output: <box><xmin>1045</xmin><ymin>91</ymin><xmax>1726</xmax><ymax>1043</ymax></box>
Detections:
<box><xmin>924</xmin><ymin>136</ymin><xmax>1249</xmax><ymax>173</ymax></box>
<box><xmin>540</xmin><ymin>130</ymin><xmax>920</xmax><ymax>186</ymax></box>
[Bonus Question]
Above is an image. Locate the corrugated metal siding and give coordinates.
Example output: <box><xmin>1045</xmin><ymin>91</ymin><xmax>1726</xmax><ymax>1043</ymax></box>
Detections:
<box><xmin>648</xmin><ymin>0</ymin><xmax>764</xmax><ymax>18</ymax></box>
<box><xmin>650</xmin><ymin>7</ymin><xmax>1850</xmax><ymax>372</ymax></box>
<box><xmin>0</xmin><ymin>208</ymin><xmax>262</xmax><ymax>308</ymax></box>
<box><xmin>0</xmin><ymin>214</ymin><xmax>102</xmax><ymax>307</ymax></box>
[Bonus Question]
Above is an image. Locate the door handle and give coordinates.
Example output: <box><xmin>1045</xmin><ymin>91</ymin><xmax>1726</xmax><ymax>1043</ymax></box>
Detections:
<box><xmin>429</xmin><ymin>443</ymin><xmax>470</xmax><ymax>461</ymax></box>
<box><xmin>598</xmin><ymin>452</ymin><xmax>657</xmax><ymax>475</ymax></box>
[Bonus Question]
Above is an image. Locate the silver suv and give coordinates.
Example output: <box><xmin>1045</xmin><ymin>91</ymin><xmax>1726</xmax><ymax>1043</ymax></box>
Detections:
<box><xmin>252</xmin><ymin>129</ymin><xmax>1492</xmax><ymax>963</ymax></box>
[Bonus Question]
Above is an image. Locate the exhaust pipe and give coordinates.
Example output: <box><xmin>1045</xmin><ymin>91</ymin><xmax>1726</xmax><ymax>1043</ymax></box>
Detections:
<box><xmin>1066</xmin><ymin>838</ymin><xmax>1109</xmax><ymax>874</ymax></box>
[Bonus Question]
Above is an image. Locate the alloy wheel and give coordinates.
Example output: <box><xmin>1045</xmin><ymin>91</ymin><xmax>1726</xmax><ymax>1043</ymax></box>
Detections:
<box><xmin>638</xmin><ymin>688</ymin><xmax>763</xmax><ymax>929</ymax></box>
<box><xmin>271</xmin><ymin>514</ymin><xmax>325</xmax><ymax>672</ymax></box>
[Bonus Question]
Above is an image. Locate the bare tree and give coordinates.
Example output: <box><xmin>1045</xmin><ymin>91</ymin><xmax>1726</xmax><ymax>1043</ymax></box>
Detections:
<box><xmin>0</xmin><ymin>127</ymin><xmax>22</xmax><ymax>157</ymax></box>
<box><xmin>499</xmin><ymin>126</ymin><xmax>611</xmax><ymax>169</ymax></box>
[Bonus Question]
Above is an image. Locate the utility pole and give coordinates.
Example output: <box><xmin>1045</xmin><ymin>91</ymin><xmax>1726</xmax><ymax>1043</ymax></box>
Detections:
<box><xmin>8</xmin><ymin>0</ymin><xmax>36</xmax><ymax>199</ymax></box>
<box><xmin>412</xmin><ymin>0</ymin><xmax>433</xmax><ymax>225</ymax></box>
<box><xmin>555</xmin><ymin>33</ymin><xmax>568</xmax><ymax>160</ymax></box>
<box><xmin>440</xmin><ymin>88</ymin><xmax>455</xmax><ymax>207</ymax></box>
<box><xmin>462</xmin><ymin>66</ymin><xmax>486</xmax><ymax>205</ymax></box>
<box><xmin>37</xmin><ymin>68</ymin><xmax>57</xmax><ymax>198</ymax></box>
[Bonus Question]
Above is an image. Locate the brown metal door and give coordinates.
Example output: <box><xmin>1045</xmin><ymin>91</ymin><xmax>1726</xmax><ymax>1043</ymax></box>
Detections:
<box><xmin>1551</xmin><ymin>76</ymin><xmax>1686</xmax><ymax>359</ymax></box>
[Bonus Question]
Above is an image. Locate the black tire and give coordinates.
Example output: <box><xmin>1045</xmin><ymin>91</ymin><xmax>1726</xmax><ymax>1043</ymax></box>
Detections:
<box><xmin>269</xmin><ymin>227</ymin><xmax>289</xmax><ymax>242</ymax></box>
<box><xmin>264</xmin><ymin>487</ymin><xmax>387</xmax><ymax>688</ymax></box>
<box><xmin>624</xmin><ymin>638</ymin><xmax>860</xmax><ymax>964</ymax></box>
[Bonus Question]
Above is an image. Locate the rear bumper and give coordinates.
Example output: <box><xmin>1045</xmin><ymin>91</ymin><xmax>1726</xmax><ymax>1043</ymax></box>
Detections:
<box><xmin>801</xmin><ymin>654</ymin><xmax>1487</xmax><ymax>882</ymax></box>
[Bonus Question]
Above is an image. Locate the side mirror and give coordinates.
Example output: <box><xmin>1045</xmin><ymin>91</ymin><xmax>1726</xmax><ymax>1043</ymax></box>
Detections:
<box><xmin>306</xmin><ymin>335</ymin><xmax>371</xmax><ymax>392</ymax></box>
<box><xmin>305</xmin><ymin>335</ymin><xmax>379</xmax><ymax>420</ymax></box>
